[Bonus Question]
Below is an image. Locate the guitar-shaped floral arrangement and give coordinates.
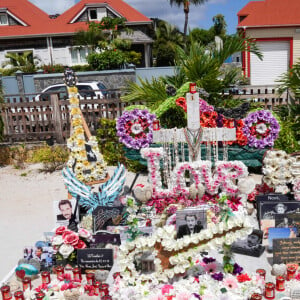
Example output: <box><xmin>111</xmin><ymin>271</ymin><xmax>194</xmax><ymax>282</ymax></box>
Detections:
<box><xmin>64</xmin><ymin>68</ymin><xmax>108</xmax><ymax>183</ymax></box>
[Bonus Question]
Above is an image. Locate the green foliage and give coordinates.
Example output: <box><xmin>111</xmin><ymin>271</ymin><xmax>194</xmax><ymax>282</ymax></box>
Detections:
<box><xmin>71</xmin><ymin>64</ymin><xmax>94</xmax><ymax>72</ymax></box>
<box><xmin>212</xmin><ymin>14</ymin><xmax>227</xmax><ymax>37</ymax></box>
<box><xmin>160</xmin><ymin>105</ymin><xmax>187</xmax><ymax>128</ymax></box>
<box><xmin>30</xmin><ymin>144</ymin><xmax>69</xmax><ymax>172</ymax></box>
<box><xmin>88</xmin><ymin>49</ymin><xmax>127</xmax><ymax>70</ymax></box>
<box><xmin>41</xmin><ymin>64</ymin><xmax>65</xmax><ymax>74</ymax></box>
<box><xmin>96</xmin><ymin>118</ymin><xmax>146</xmax><ymax>172</ymax></box>
<box><xmin>188</xmin><ymin>28</ymin><xmax>215</xmax><ymax>46</ymax></box>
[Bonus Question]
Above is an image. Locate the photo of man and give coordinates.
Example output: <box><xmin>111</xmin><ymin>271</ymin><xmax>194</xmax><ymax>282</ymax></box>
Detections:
<box><xmin>177</xmin><ymin>214</ymin><xmax>203</xmax><ymax>238</ymax></box>
<box><xmin>54</xmin><ymin>199</ymin><xmax>79</xmax><ymax>231</ymax></box>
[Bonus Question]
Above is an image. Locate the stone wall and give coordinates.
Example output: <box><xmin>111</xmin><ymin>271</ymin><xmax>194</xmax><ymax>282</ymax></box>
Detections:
<box><xmin>33</xmin><ymin>69</ymin><xmax>136</xmax><ymax>92</ymax></box>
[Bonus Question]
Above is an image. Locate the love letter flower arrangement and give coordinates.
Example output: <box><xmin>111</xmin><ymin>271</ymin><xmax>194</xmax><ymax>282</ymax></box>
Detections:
<box><xmin>116</xmin><ymin>109</ymin><xmax>157</xmax><ymax>149</ymax></box>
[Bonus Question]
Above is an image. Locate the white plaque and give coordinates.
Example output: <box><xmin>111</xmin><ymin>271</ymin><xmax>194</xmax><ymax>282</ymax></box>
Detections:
<box><xmin>186</xmin><ymin>92</ymin><xmax>200</xmax><ymax>130</ymax></box>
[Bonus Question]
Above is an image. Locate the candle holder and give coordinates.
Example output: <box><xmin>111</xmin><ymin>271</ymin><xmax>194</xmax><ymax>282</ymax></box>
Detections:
<box><xmin>153</xmin><ymin>120</ymin><xmax>160</xmax><ymax>131</ymax></box>
<box><xmin>86</xmin><ymin>273</ymin><xmax>95</xmax><ymax>285</ymax></box>
<box><xmin>250</xmin><ymin>293</ymin><xmax>262</xmax><ymax>300</ymax></box>
<box><xmin>55</xmin><ymin>266</ymin><xmax>64</xmax><ymax>277</ymax></box>
<box><xmin>22</xmin><ymin>277</ymin><xmax>31</xmax><ymax>291</ymax></box>
<box><xmin>93</xmin><ymin>281</ymin><xmax>101</xmax><ymax>294</ymax></box>
<box><xmin>264</xmin><ymin>282</ymin><xmax>275</xmax><ymax>300</ymax></box>
<box><xmin>286</xmin><ymin>265</ymin><xmax>297</xmax><ymax>281</ymax></box>
<box><xmin>276</xmin><ymin>275</ymin><xmax>285</xmax><ymax>291</ymax></box>
<box><xmin>72</xmin><ymin>267</ymin><xmax>82</xmax><ymax>281</ymax></box>
<box><xmin>256</xmin><ymin>268</ymin><xmax>266</xmax><ymax>280</ymax></box>
<box><xmin>1</xmin><ymin>285</ymin><xmax>12</xmax><ymax>300</ymax></box>
<box><xmin>189</xmin><ymin>83</ymin><xmax>197</xmax><ymax>94</ymax></box>
<box><xmin>14</xmin><ymin>291</ymin><xmax>24</xmax><ymax>300</ymax></box>
<box><xmin>35</xmin><ymin>292</ymin><xmax>45</xmax><ymax>300</ymax></box>
<box><xmin>41</xmin><ymin>271</ymin><xmax>51</xmax><ymax>284</ymax></box>
<box><xmin>101</xmin><ymin>283</ymin><xmax>109</xmax><ymax>296</ymax></box>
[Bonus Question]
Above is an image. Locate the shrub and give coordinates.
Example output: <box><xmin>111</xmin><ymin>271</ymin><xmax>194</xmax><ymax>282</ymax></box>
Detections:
<box><xmin>72</xmin><ymin>64</ymin><xmax>94</xmax><ymax>72</ymax></box>
<box><xmin>30</xmin><ymin>144</ymin><xmax>69</xmax><ymax>172</ymax></box>
<box><xmin>41</xmin><ymin>64</ymin><xmax>65</xmax><ymax>74</ymax></box>
<box><xmin>9</xmin><ymin>144</ymin><xmax>28</xmax><ymax>169</ymax></box>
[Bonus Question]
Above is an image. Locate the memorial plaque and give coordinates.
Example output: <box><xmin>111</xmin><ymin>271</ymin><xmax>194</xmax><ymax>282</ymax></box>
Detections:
<box><xmin>256</xmin><ymin>194</ymin><xmax>290</xmax><ymax>203</ymax></box>
<box><xmin>77</xmin><ymin>248</ymin><xmax>113</xmax><ymax>270</ymax></box>
<box><xmin>273</xmin><ymin>238</ymin><xmax>300</xmax><ymax>264</ymax></box>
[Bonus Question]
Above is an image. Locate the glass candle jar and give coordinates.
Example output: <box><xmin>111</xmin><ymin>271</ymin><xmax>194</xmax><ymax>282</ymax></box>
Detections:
<box><xmin>55</xmin><ymin>266</ymin><xmax>64</xmax><ymax>277</ymax></box>
<box><xmin>153</xmin><ymin>120</ymin><xmax>160</xmax><ymax>131</ymax></box>
<box><xmin>286</xmin><ymin>265</ymin><xmax>297</xmax><ymax>281</ymax></box>
<box><xmin>86</xmin><ymin>273</ymin><xmax>95</xmax><ymax>285</ymax></box>
<box><xmin>41</xmin><ymin>271</ymin><xmax>51</xmax><ymax>284</ymax></box>
<box><xmin>35</xmin><ymin>292</ymin><xmax>45</xmax><ymax>300</ymax></box>
<box><xmin>72</xmin><ymin>267</ymin><xmax>82</xmax><ymax>281</ymax></box>
<box><xmin>22</xmin><ymin>277</ymin><xmax>31</xmax><ymax>291</ymax></box>
<box><xmin>256</xmin><ymin>268</ymin><xmax>266</xmax><ymax>280</ymax></box>
<box><xmin>189</xmin><ymin>83</ymin><xmax>197</xmax><ymax>94</ymax></box>
<box><xmin>1</xmin><ymin>285</ymin><xmax>12</xmax><ymax>300</ymax></box>
<box><xmin>14</xmin><ymin>291</ymin><xmax>24</xmax><ymax>300</ymax></box>
<box><xmin>100</xmin><ymin>283</ymin><xmax>109</xmax><ymax>296</ymax></box>
<box><xmin>264</xmin><ymin>282</ymin><xmax>275</xmax><ymax>299</ymax></box>
<box><xmin>276</xmin><ymin>275</ymin><xmax>285</xmax><ymax>291</ymax></box>
<box><xmin>250</xmin><ymin>293</ymin><xmax>262</xmax><ymax>300</ymax></box>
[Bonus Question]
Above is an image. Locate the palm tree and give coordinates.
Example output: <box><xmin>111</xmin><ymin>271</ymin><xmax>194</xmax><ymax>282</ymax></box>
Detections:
<box><xmin>169</xmin><ymin>0</ymin><xmax>208</xmax><ymax>36</ymax></box>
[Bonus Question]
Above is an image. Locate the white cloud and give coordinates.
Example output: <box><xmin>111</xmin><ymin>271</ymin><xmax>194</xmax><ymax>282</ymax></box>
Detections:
<box><xmin>29</xmin><ymin>0</ymin><xmax>77</xmax><ymax>14</ymax></box>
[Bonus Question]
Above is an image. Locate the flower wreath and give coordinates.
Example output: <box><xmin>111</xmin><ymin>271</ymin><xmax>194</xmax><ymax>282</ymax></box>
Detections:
<box><xmin>116</xmin><ymin>109</ymin><xmax>156</xmax><ymax>150</ymax></box>
<box><xmin>243</xmin><ymin>110</ymin><xmax>280</xmax><ymax>149</ymax></box>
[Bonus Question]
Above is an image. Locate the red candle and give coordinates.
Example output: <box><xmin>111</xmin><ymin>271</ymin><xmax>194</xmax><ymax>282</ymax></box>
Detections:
<box><xmin>93</xmin><ymin>281</ymin><xmax>101</xmax><ymax>294</ymax></box>
<box><xmin>250</xmin><ymin>293</ymin><xmax>262</xmax><ymax>300</ymax></box>
<box><xmin>86</xmin><ymin>273</ymin><xmax>95</xmax><ymax>285</ymax></box>
<box><xmin>264</xmin><ymin>282</ymin><xmax>275</xmax><ymax>299</ymax></box>
<box><xmin>36</xmin><ymin>292</ymin><xmax>45</xmax><ymax>300</ymax></box>
<box><xmin>286</xmin><ymin>265</ymin><xmax>297</xmax><ymax>281</ymax></box>
<box><xmin>153</xmin><ymin>120</ymin><xmax>160</xmax><ymax>131</ymax></box>
<box><xmin>276</xmin><ymin>275</ymin><xmax>285</xmax><ymax>291</ymax></box>
<box><xmin>55</xmin><ymin>266</ymin><xmax>64</xmax><ymax>277</ymax></box>
<box><xmin>189</xmin><ymin>83</ymin><xmax>197</xmax><ymax>94</ymax></box>
<box><xmin>101</xmin><ymin>283</ymin><xmax>109</xmax><ymax>296</ymax></box>
<box><xmin>22</xmin><ymin>277</ymin><xmax>31</xmax><ymax>291</ymax></box>
<box><xmin>41</xmin><ymin>271</ymin><xmax>51</xmax><ymax>284</ymax></box>
<box><xmin>1</xmin><ymin>285</ymin><xmax>12</xmax><ymax>300</ymax></box>
<box><xmin>72</xmin><ymin>267</ymin><xmax>82</xmax><ymax>281</ymax></box>
<box><xmin>14</xmin><ymin>291</ymin><xmax>24</xmax><ymax>300</ymax></box>
<box><xmin>256</xmin><ymin>268</ymin><xmax>266</xmax><ymax>280</ymax></box>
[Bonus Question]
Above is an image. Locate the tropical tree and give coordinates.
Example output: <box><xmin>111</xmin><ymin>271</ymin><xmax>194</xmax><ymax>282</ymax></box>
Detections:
<box><xmin>212</xmin><ymin>14</ymin><xmax>227</xmax><ymax>37</ymax></box>
<box><xmin>169</xmin><ymin>0</ymin><xmax>208</xmax><ymax>36</ymax></box>
<box><xmin>153</xmin><ymin>20</ymin><xmax>184</xmax><ymax>66</ymax></box>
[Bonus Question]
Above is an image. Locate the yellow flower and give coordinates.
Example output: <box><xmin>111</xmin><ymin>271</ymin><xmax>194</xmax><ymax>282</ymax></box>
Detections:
<box><xmin>72</xmin><ymin>118</ymin><xmax>82</xmax><ymax>127</ymax></box>
<box><xmin>77</xmin><ymin>139</ymin><xmax>85</xmax><ymax>147</ymax></box>
<box><xmin>68</xmin><ymin>87</ymin><xmax>78</xmax><ymax>94</ymax></box>
<box><xmin>69</xmin><ymin>97</ymin><xmax>79</xmax><ymax>105</ymax></box>
<box><xmin>75</xmin><ymin>127</ymin><xmax>84</xmax><ymax>135</ymax></box>
<box><xmin>83</xmin><ymin>161</ymin><xmax>90</xmax><ymax>167</ymax></box>
<box><xmin>79</xmin><ymin>150</ymin><xmax>87</xmax><ymax>157</ymax></box>
<box><xmin>71</xmin><ymin>108</ymin><xmax>81</xmax><ymax>115</ymax></box>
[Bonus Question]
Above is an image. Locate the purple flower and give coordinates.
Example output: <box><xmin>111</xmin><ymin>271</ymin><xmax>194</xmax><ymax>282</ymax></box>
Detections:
<box><xmin>203</xmin><ymin>257</ymin><xmax>216</xmax><ymax>264</ymax></box>
<box><xmin>211</xmin><ymin>272</ymin><xmax>224</xmax><ymax>281</ymax></box>
<box><xmin>232</xmin><ymin>263</ymin><xmax>243</xmax><ymax>275</ymax></box>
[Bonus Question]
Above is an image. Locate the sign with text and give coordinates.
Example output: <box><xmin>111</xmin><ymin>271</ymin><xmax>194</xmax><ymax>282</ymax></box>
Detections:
<box><xmin>256</xmin><ymin>194</ymin><xmax>290</xmax><ymax>202</ymax></box>
<box><xmin>273</xmin><ymin>238</ymin><xmax>300</xmax><ymax>264</ymax></box>
<box><xmin>77</xmin><ymin>249</ymin><xmax>113</xmax><ymax>270</ymax></box>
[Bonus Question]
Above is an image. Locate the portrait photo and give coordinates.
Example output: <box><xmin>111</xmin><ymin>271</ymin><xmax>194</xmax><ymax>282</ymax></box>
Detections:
<box><xmin>268</xmin><ymin>227</ymin><xmax>298</xmax><ymax>252</ymax></box>
<box><xmin>53</xmin><ymin>198</ymin><xmax>79</xmax><ymax>231</ymax></box>
<box><xmin>231</xmin><ymin>229</ymin><xmax>265</xmax><ymax>257</ymax></box>
<box><xmin>176</xmin><ymin>207</ymin><xmax>208</xmax><ymax>239</ymax></box>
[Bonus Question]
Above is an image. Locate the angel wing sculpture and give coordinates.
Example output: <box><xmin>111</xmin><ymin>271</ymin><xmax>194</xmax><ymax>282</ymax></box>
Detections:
<box><xmin>62</xmin><ymin>164</ymin><xmax>126</xmax><ymax>213</ymax></box>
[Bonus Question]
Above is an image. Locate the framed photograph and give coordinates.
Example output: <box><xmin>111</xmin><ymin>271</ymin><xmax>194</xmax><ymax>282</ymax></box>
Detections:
<box><xmin>176</xmin><ymin>206</ymin><xmax>208</xmax><ymax>239</ymax></box>
<box><xmin>268</xmin><ymin>227</ymin><xmax>298</xmax><ymax>252</ymax></box>
<box><xmin>231</xmin><ymin>229</ymin><xmax>265</xmax><ymax>257</ymax></box>
<box><xmin>275</xmin><ymin>214</ymin><xmax>294</xmax><ymax>228</ymax></box>
<box><xmin>53</xmin><ymin>198</ymin><xmax>79</xmax><ymax>230</ymax></box>
<box><xmin>287</xmin><ymin>213</ymin><xmax>300</xmax><ymax>232</ymax></box>
<box><xmin>90</xmin><ymin>232</ymin><xmax>121</xmax><ymax>248</ymax></box>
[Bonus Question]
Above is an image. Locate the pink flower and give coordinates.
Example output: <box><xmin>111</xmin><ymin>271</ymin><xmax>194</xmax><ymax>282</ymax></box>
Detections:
<box><xmin>175</xmin><ymin>292</ymin><xmax>191</xmax><ymax>300</ymax></box>
<box><xmin>63</xmin><ymin>232</ymin><xmax>79</xmax><ymax>246</ymax></box>
<box><xmin>78</xmin><ymin>228</ymin><xmax>91</xmax><ymax>240</ymax></box>
<box><xmin>204</xmin><ymin>262</ymin><xmax>217</xmax><ymax>273</ymax></box>
<box><xmin>161</xmin><ymin>284</ymin><xmax>174</xmax><ymax>295</ymax></box>
<box><xmin>223</xmin><ymin>277</ymin><xmax>238</xmax><ymax>289</ymax></box>
<box><xmin>55</xmin><ymin>226</ymin><xmax>67</xmax><ymax>235</ymax></box>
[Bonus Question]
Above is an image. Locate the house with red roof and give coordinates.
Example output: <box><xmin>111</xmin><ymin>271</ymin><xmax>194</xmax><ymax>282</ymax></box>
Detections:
<box><xmin>237</xmin><ymin>0</ymin><xmax>300</xmax><ymax>85</ymax></box>
<box><xmin>0</xmin><ymin>0</ymin><xmax>153</xmax><ymax>68</ymax></box>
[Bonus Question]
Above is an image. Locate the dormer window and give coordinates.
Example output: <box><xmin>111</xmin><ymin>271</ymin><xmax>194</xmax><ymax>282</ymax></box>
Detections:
<box><xmin>0</xmin><ymin>14</ymin><xmax>8</xmax><ymax>25</ymax></box>
<box><xmin>88</xmin><ymin>8</ymin><xmax>106</xmax><ymax>21</ymax></box>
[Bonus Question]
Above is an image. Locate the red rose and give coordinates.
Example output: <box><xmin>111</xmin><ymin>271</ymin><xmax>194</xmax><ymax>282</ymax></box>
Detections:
<box><xmin>62</xmin><ymin>230</ymin><xmax>73</xmax><ymax>240</ymax></box>
<box><xmin>63</xmin><ymin>232</ymin><xmax>79</xmax><ymax>246</ymax></box>
<box><xmin>237</xmin><ymin>273</ymin><xmax>251</xmax><ymax>283</ymax></box>
<box><xmin>74</xmin><ymin>239</ymin><xmax>87</xmax><ymax>249</ymax></box>
<box><xmin>55</xmin><ymin>226</ymin><xmax>67</xmax><ymax>235</ymax></box>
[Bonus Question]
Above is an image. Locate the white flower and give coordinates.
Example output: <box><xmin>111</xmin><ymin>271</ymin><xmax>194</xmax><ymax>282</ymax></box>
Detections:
<box><xmin>58</xmin><ymin>244</ymin><xmax>74</xmax><ymax>259</ymax></box>
<box><xmin>52</xmin><ymin>235</ymin><xmax>64</xmax><ymax>246</ymax></box>
<box><xmin>256</xmin><ymin>123</ymin><xmax>267</xmax><ymax>134</ymax></box>
<box><xmin>78</xmin><ymin>228</ymin><xmax>92</xmax><ymax>240</ymax></box>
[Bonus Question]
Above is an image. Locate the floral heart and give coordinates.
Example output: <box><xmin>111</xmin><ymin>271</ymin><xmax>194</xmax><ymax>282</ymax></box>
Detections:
<box><xmin>271</xmin><ymin>264</ymin><xmax>287</xmax><ymax>276</ymax></box>
<box><xmin>16</xmin><ymin>269</ymin><xmax>25</xmax><ymax>279</ymax></box>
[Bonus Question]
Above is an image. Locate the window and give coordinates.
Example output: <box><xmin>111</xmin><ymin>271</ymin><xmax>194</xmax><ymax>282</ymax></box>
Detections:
<box><xmin>0</xmin><ymin>14</ymin><xmax>8</xmax><ymax>25</ymax></box>
<box><xmin>70</xmin><ymin>48</ymin><xmax>90</xmax><ymax>64</ymax></box>
<box><xmin>88</xmin><ymin>8</ymin><xmax>106</xmax><ymax>21</ymax></box>
<box><xmin>40</xmin><ymin>86</ymin><xmax>67</xmax><ymax>101</ymax></box>
<box><xmin>77</xmin><ymin>85</ymin><xmax>96</xmax><ymax>98</ymax></box>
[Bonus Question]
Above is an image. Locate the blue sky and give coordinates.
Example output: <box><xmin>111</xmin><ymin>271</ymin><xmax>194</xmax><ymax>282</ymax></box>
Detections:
<box><xmin>29</xmin><ymin>0</ymin><xmax>252</xmax><ymax>34</ymax></box>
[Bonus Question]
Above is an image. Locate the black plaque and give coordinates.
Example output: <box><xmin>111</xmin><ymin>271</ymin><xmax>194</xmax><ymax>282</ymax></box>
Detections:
<box><xmin>77</xmin><ymin>248</ymin><xmax>113</xmax><ymax>270</ymax></box>
<box><xmin>273</xmin><ymin>238</ymin><xmax>300</xmax><ymax>264</ymax></box>
<box><xmin>256</xmin><ymin>194</ymin><xmax>290</xmax><ymax>202</ymax></box>
<box><xmin>90</xmin><ymin>232</ymin><xmax>121</xmax><ymax>248</ymax></box>
<box><xmin>92</xmin><ymin>206</ymin><xmax>125</xmax><ymax>232</ymax></box>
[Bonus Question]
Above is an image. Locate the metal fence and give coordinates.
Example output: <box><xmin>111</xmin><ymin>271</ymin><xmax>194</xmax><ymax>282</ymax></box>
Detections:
<box><xmin>1</xmin><ymin>92</ymin><xmax>137</xmax><ymax>143</ymax></box>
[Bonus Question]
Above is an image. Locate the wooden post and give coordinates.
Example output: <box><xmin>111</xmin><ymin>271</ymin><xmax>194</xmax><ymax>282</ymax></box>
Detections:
<box><xmin>50</xmin><ymin>94</ymin><xmax>64</xmax><ymax>143</ymax></box>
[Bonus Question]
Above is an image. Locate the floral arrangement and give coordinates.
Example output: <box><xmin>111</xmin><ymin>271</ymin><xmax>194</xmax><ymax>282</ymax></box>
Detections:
<box><xmin>116</xmin><ymin>109</ymin><xmax>157</xmax><ymax>149</ymax></box>
<box><xmin>51</xmin><ymin>226</ymin><xmax>93</xmax><ymax>264</ymax></box>
<box><xmin>243</xmin><ymin>110</ymin><xmax>280</xmax><ymax>149</ymax></box>
<box><xmin>262</xmin><ymin>150</ymin><xmax>295</xmax><ymax>192</ymax></box>
<box><xmin>293</xmin><ymin>178</ymin><xmax>300</xmax><ymax>201</ymax></box>
<box><xmin>66</xmin><ymin>86</ymin><xmax>107</xmax><ymax>182</ymax></box>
